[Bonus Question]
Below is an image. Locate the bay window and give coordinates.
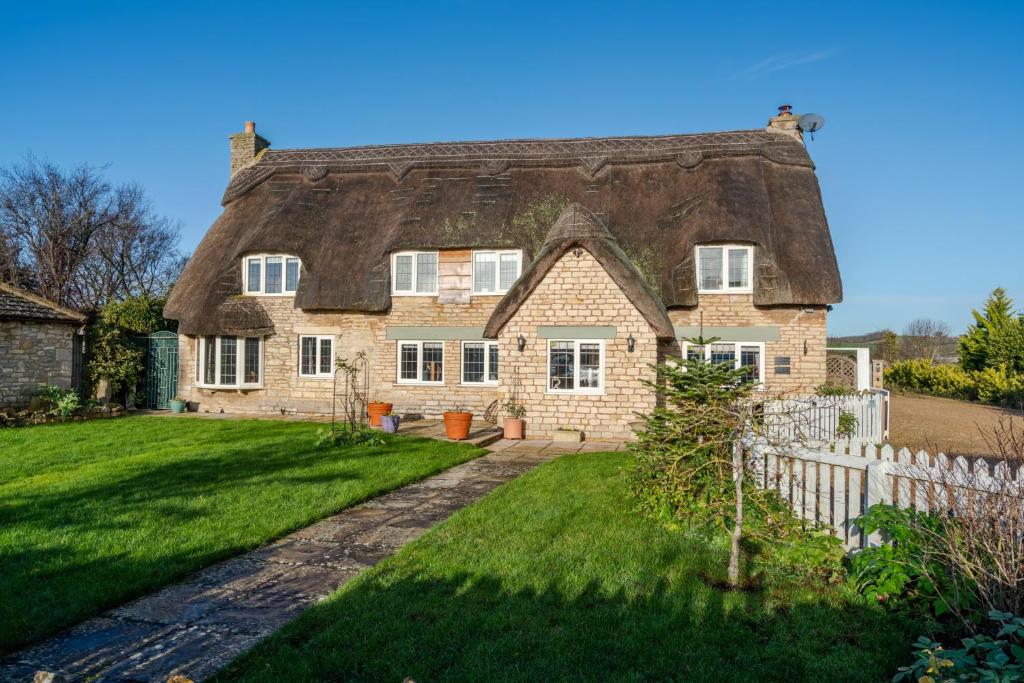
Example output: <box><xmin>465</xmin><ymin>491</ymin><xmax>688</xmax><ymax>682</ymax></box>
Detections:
<box><xmin>197</xmin><ymin>336</ymin><xmax>262</xmax><ymax>388</ymax></box>
<box><xmin>299</xmin><ymin>335</ymin><xmax>335</xmax><ymax>378</ymax></box>
<box><xmin>681</xmin><ymin>341</ymin><xmax>765</xmax><ymax>384</ymax></box>
<box><xmin>397</xmin><ymin>341</ymin><xmax>444</xmax><ymax>384</ymax></box>
<box><xmin>243</xmin><ymin>254</ymin><xmax>301</xmax><ymax>295</ymax></box>
<box><xmin>472</xmin><ymin>250</ymin><xmax>521</xmax><ymax>294</ymax></box>
<box><xmin>392</xmin><ymin>251</ymin><xmax>439</xmax><ymax>295</ymax></box>
<box><xmin>696</xmin><ymin>244</ymin><xmax>752</xmax><ymax>293</ymax></box>
<box><xmin>461</xmin><ymin>341</ymin><xmax>499</xmax><ymax>384</ymax></box>
<box><xmin>547</xmin><ymin>340</ymin><xmax>604</xmax><ymax>394</ymax></box>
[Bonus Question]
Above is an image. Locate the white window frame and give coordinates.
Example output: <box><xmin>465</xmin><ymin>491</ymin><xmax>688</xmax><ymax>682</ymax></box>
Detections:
<box><xmin>298</xmin><ymin>335</ymin><xmax>335</xmax><ymax>379</ymax></box>
<box><xmin>696</xmin><ymin>244</ymin><xmax>754</xmax><ymax>294</ymax></box>
<box><xmin>680</xmin><ymin>340</ymin><xmax>766</xmax><ymax>385</ymax></box>
<box><xmin>395</xmin><ymin>340</ymin><xmax>445</xmax><ymax>385</ymax></box>
<box><xmin>546</xmin><ymin>339</ymin><xmax>606</xmax><ymax>396</ymax></box>
<box><xmin>471</xmin><ymin>249</ymin><xmax>522</xmax><ymax>295</ymax></box>
<box><xmin>391</xmin><ymin>251</ymin><xmax>439</xmax><ymax>296</ymax></box>
<box><xmin>460</xmin><ymin>340</ymin><xmax>499</xmax><ymax>386</ymax></box>
<box><xmin>196</xmin><ymin>336</ymin><xmax>263</xmax><ymax>389</ymax></box>
<box><xmin>242</xmin><ymin>254</ymin><xmax>301</xmax><ymax>296</ymax></box>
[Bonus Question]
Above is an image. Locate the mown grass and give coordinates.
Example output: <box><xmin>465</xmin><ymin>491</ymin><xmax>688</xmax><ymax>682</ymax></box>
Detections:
<box><xmin>0</xmin><ymin>416</ymin><xmax>482</xmax><ymax>653</ymax></box>
<box><xmin>220</xmin><ymin>451</ymin><xmax>922</xmax><ymax>682</ymax></box>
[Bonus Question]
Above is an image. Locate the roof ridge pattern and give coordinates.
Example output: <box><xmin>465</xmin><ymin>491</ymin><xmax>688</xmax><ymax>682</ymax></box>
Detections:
<box><xmin>223</xmin><ymin>128</ymin><xmax>811</xmax><ymax>204</ymax></box>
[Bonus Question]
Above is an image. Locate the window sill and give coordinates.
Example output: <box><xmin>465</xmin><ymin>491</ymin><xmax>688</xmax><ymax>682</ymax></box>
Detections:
<box><xmin>394</xmin><ymin>381</ymin><xmax>446</xmax><ymax>387</ymax></box>
<box><xmin>391</xmin><ymin>291</ymin><xmax>439</xmax><ymax>297</ymax></box>
<box><xmin>458</xmin><ymin>382</ymin><xmax>500</xmax><ymax>388</ymax></box>
<box><xmin>696</xmin><ymin>289</ymin><xmax>753</xmax><ymax>295</ymax></box>
<box><xmin>195</xmin><ymin>385</ymin><xmax>264</xmax><ymax>393</ymax></box>
<box><xmin>298</xmin><ymin>375</ymin><xmax>334</xmax><ymax>381</ymax></box>
<box><xmin>241</xmin><ymin>292</ymin><xmax>297</xmax><ymax>297</ymax></box>
<box><xmin>545</xmin><ymin>389</ymin><xmax>606</xmax><ymax>397</ymax></box>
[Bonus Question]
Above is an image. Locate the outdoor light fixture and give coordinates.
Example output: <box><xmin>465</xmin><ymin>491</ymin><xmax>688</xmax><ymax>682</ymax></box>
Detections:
<box><xmin>517</xmin><ymin>333</ymin><xmax>526</xmax><ymax>352</ymax></box>
<box><xmin>627</xmin><ymin>333</ymin><xmax>635</xmax><ymax>353</ymax></box>
<box><xmin>571</xmin><ymin>247</ymin><xmax>583</xmax><ymax>257</ymax></box>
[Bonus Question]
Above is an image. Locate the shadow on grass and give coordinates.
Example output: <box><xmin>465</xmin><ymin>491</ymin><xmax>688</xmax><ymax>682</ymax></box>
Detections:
<box><xmin>219</xmin><ymin>569</ymin><xmax>917</xmax><ymax>683</ymax></box>
<box><xmin>0</xmin><ymin>418</ymin><xmax>480</xmax><ymax>654</ymax></box>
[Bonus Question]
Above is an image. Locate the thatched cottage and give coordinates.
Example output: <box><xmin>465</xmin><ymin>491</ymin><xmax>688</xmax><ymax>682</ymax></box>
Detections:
<box><xmin>164</xmin><ymin>108</ymin><xmax>842</xmax><ymax>439</ymax></box>
<box><xmin>0</xmin><ymin>283</ymin><xmax>86</xmax><ymax>409</ymax></box>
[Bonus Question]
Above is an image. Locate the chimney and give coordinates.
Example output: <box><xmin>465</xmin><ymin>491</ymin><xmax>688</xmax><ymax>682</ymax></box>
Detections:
<box><xmin>766</xmin><ymin>104</ymin><xmax>803</xmax><ymax>143</ymax></box>
<box><xmin>229</xmin><ymin>120</ymin><xmax>270</xmax><ymax>176</ymax></box>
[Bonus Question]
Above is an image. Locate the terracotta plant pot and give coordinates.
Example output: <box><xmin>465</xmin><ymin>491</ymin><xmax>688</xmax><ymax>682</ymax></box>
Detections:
<box><xmin>367</xmin><ymin>402</ymin><xmax>393</xmax><ymax>427</ymax></box>
<box><xmin>443</xmin><ymin>411</ymin><xmax>473</xmax><ymax>441</ymax></box>
<box><xmin>503</xmin><ymin>417</ymin><xmax>525</xmax><ymax>440</ymax></box>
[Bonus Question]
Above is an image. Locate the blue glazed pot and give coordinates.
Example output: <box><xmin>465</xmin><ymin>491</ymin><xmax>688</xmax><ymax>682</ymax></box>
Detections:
<box><xmin>380</xmin><ymin>414</ymin><xmax>400</xmax><ymax>433</ymax></box>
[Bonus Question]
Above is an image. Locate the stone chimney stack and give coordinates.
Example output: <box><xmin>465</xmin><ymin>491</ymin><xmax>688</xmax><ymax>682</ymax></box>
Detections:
<box><xmin>766</xmin><ymin>104</ymin><xmax>803</xmax><ymax>143</ymax></box>
<box><xmin>229</xmin><ymin>121</ymin><xmax>270</xmax><ymax>176</ymax></box>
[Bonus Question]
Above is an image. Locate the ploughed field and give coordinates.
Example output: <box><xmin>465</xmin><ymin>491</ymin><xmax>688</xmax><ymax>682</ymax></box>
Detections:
<box><xmin>890</xmin><ymin>392</ymin><xmax>1024</xmax><ymax>458</ymax></box>
<box><xmin>219</xmin><ymin>452</ymin><xmax>922</xmax><ymax>683</ymax></box>
<box><xmin>0</xmin><ymin>416</ymin><xmax>482</xmax><ymax>653</ymax></box>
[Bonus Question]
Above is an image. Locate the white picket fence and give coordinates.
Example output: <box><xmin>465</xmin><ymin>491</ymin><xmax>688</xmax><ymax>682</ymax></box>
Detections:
<box><xmin>748</xmin><ymin>438</ymin><xmax>1023</xmax><ymax>550</ymax></box>
<box><xmin>763</xmin><ymin>390</ymin><xmax>890</xmax><ymax>445</ymax></box>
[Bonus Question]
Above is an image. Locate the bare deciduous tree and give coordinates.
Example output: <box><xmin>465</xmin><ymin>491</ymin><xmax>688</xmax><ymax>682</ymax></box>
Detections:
<box><xmin>0</xmin><ymin>156</ymin><xmax>185</xmax><ymax>309</ymax></box>
<box><xmin>902</xmin><ymin>318</ymin><xmax>951</xmax><ymax>361</ymax></box>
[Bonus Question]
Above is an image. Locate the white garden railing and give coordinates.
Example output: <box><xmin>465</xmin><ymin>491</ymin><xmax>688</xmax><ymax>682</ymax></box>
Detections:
<box><xmin>763</xmin><ymin>390</ymin><xmax>890</xmax><ymax>445</ymax></box>
<box><xmin>747</xmin><ymin>438</ymin><xmax>1023</xmax><ymax>550</ymax></box>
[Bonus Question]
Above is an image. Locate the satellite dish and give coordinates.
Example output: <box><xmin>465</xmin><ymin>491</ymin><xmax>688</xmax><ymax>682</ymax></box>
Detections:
<box><xmin>798</xmin><ymin>113</ymin><xmax>826</xmax><ymax>135</ymax></box>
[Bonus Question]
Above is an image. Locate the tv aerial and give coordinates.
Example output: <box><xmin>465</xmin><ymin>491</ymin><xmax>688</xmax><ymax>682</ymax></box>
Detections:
<box><xmin>797</xmin><ymin>113</ymin><xmax>825</xmax><ymax>140</ymax></box>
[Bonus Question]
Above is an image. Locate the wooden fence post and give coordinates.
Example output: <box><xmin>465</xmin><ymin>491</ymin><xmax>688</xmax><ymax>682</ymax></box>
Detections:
<box><xmin>864</xmin><ymin>460</ymin><xmax>891</xmax><ymax>547</ymax></box>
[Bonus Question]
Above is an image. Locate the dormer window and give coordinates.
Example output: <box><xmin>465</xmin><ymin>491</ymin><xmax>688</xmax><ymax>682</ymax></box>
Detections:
<box><xmin>244</xmin><ymin>254</ymin><xmax>300</xmax><ymax>295</ymax></box>
<box><xmin>392</xmin><ymin>251</ymin><xmax>438</xmax><ymax>295</ymax></box>
<box><xmin>696</xmin><ymin>245</ymin><xmax>753</xmax><ymax>293</ymax></box>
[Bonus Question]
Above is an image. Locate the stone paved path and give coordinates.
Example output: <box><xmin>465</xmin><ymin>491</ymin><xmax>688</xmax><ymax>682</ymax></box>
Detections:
<box><xmin>0</xmin><ymin>442</ymin><xmax>584</xmax><ymax>682</ymax></box>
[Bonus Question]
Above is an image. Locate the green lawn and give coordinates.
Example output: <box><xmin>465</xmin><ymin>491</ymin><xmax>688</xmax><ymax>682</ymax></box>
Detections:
<box><xmin>220</xmin><ymin>452</ymin><xmax>922</xmax><ymax>682</ymax></box>
<box><xmin>0</xmin><ymin>416</ymin><xmax>482</xmax><ymax>654</ymax></box>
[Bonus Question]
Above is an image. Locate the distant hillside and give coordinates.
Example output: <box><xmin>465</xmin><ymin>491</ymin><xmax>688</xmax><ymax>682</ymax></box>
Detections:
<box><xmin>828</xmin><ymin>330</ymin><xmax>961</xmax><ymax>364</ymax></box>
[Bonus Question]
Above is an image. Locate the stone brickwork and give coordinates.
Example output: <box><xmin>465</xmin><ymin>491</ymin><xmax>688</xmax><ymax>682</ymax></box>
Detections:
<box><xmin>667</xmin><ymin>295</ymin><xmax>827</xmax><ymax>394</ymax></box>
<box><xmin>176</xmin><ymin>250</ymin><xmax>827</xmax><ymax>435</ymax></box>
<box><xmin>496</xmin><ymin>248</ymin><xmax>658</xmax><ymax>440</ymax></box>
<box><xmin>0</xmin><ymin>321</ymin><xmax>79</xmax><ymax>408</ymax></box>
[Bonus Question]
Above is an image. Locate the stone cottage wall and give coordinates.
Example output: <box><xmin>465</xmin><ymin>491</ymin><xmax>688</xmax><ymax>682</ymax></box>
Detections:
<box><xmin>175</xmin><ymin>252</ymin><xmax>826</xmax><ymax>430</ymax></box>
<box><xmin>495</xmin><ymin>248</ymin><xmax>658</xmax><ymax>440</ymax></box>
<box><xmin>0</xmin><ymin>321</ymin><xmax>79</xmax><ymax>409</ymax></box>
<box><xmin>667</xmin><ymin>296</ymin><xmax>827</xmax><ymax>394</ymax></box>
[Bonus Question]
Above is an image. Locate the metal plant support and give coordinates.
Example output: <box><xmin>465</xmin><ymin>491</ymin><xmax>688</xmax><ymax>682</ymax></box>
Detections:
<box><xmin>331</xmin><ymin>351</ymin><xmax>370</xmax><ymax>434</ymax></box>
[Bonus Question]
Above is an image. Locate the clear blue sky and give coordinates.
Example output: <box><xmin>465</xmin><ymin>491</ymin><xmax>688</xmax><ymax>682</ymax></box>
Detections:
<box><xmin>3</xmin><ymin>1</ymin><xmax>1021</xmax><ymax>336</ymax></box>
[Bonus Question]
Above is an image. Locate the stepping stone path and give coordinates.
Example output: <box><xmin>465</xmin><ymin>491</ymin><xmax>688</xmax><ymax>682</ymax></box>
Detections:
<box><xmin>0</xmin><ymin>441</ymin><xmax>591</xmax><ymax>682</ymax></box>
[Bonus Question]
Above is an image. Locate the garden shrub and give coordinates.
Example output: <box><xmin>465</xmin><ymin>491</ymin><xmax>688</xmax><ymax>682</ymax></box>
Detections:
<box><xmin>894</xmin><ymin>611</ymin><xmax>1024</xmax><ymax>682</ymax></box>
<box><xmin>882</xmin><ymin>359</ymin><xmax>1024</xmax><ymax>404</ymax></box>
<box><xmin>37</xmin><ymin>384</ymin><xmax>82</xmax><ymax>419</ymax></box>
<box><xmin>850</xmin><ymin>505</ymin><xmax>973</xmax><ymax>618</ymax></box>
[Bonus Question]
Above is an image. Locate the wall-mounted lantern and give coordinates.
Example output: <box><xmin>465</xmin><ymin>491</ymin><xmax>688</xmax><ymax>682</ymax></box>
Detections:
<box><xmin>517</xmin><ymin>333</ymin><xmax>527</xmax><ymax>352</ymax></box>
<box><xmin>627</xmin><ymin>333</ymin><xmax>636</xmax><ymax>353</ymax></box>
<box><xmin>571</xmin><ymin>246</ymin><xmax>583</xmax><ymax>257</ymax></box>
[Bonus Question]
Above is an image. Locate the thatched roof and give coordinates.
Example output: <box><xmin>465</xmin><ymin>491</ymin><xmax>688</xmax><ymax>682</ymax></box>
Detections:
<box><xmin>0</xmin><ymin>282</ymin><xmax>85</xmax><ymax>324</ymax></box>
<box><xmin>166</xmin><ymin>127</ymin><xmax>842</xmax><ymax>335</ymax></box>
<box><xmin>484</xmin><ymin>204</ymin><xmax>675</xmax><ymax>339</ymax></box>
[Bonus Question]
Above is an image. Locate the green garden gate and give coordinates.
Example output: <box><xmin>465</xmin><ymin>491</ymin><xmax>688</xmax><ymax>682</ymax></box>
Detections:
<box><xmin>143</xmin><ymin>331</ymin><xmax>179</xmax><ymax>409</ymax></box>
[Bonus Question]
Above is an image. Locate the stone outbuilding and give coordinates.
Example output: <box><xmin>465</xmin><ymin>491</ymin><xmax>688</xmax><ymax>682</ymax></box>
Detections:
<box><xmin>0</xmin><ymin>283</ymin><xmax>86</xmax><ymax>409</ymax></box>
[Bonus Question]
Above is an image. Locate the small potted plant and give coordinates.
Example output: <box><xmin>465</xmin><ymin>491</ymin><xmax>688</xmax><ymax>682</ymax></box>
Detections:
<box><xmin>380</xmin><ymin>410</ymin><xmax>400</xmax><ymax>434</ymax></box>
<box><xmin>502</xmin><ymin>395</ymin><xmax>526</xmax><ymax>440</ymax></box>
<box><xmin>443</xmin><ymin>408</ymin><xmax>473</xmax><ymax>440</ymax></box>
<box><xmin>168</xmin><ymin>397</ymin><xmax>187</xmax><ymax>414</ymax></box>
<box><xmin>367</xmin><ymin>400</ymin><xmax>393</xmax><ymax>427</ymax></box>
